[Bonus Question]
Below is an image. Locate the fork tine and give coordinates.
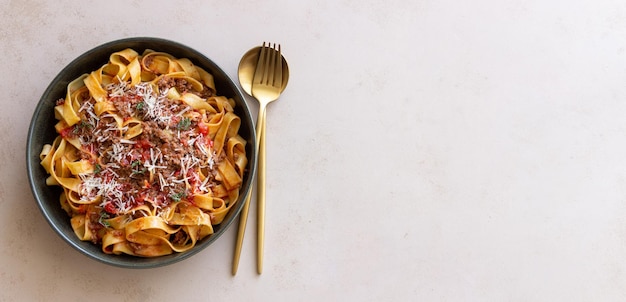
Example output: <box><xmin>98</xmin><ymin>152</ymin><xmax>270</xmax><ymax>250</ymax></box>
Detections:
<box><xmin>263</xmin><ymin>44</ymin><xmax>272</xmax><ymax>86</ymax></box>
<box><xmin>262</xmin><ymin>43</ymin><xmax>270</xmax><ymax>85</ymax></box>
<box><xmin>253</xmin><ymin>42</ymin><xmax>267</xmax><ymax>85</ymax></box>
<box><xmin>264</xmin><ymin>43</ymin><xmax>275</xmax><ymax>86</ymax></box>
<box><xmin>274</xmin><ymin>44</ymin><xmax>282</xmax><ymax>88</ymax></box>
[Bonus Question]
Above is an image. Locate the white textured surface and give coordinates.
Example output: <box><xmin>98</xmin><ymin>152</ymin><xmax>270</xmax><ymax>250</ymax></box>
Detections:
<box><xmin>2</xmin><ymin>0</ymin><xmax>626</xmax><ymax>300</ymax></box>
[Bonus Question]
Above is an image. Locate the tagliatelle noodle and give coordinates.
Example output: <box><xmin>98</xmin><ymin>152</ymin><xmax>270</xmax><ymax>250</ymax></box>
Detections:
<box><xmin>39</xmin><ymin>48</ymin><xmax>247</xmax><ymax>257</ymax></box>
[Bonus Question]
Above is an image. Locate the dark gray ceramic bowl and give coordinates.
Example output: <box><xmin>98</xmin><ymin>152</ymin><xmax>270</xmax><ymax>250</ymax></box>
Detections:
<box><xmin>26</xmin><ymin>37</ymin><xmax>256</xmax><ymax>268</ymax></box>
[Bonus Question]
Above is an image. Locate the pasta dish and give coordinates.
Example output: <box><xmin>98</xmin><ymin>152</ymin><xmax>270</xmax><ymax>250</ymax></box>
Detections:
<box><xmin>39</xmin><ymin>48</ymin><xmax>248</xmax><ymax>257</ymax></box>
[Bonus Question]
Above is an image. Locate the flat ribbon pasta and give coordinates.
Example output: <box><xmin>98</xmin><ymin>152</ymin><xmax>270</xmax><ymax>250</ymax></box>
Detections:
<box><xmin>40</xmin><ymin>48</ymin><xmax>248</xmax><ymax>257</ymax></box>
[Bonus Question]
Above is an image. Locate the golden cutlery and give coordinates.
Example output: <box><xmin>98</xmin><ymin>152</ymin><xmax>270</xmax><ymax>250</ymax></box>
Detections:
<box><xmin>232</xmin><ymin>42</ymin><xmax>289</xmax><ymax>275</ymax></box>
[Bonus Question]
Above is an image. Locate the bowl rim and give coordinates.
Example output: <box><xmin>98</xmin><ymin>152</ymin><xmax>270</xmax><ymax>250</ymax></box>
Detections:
<box><xmin>26</xmin><ymin>37</ymin><xmax>256</xmax><ymax>268</ymax></box>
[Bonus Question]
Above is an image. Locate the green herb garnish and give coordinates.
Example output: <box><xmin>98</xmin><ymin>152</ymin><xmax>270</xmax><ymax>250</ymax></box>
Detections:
<box><xmin>99</xmin><ymin>212</ymin><xmax>110</xmax><ymax>227</ymax></box>
<box><xmin>73</xmin><ymin>120</ymin><xmax>92</xmax><ymax>134</ymax></box>
<box><xmin>130</xmin><ymin>160</ymin><xmax>146</xmax><ymax>176</ymax></box>
<box><xmin>170</xmin><ymin>191</ymin><xmax>187</xmax><ymax>202</ymax></box>
<box><xmin>93</xmin><ymin>163</ymin><xmax>102</xmax><ymax>174</ymax></box>
<box><xmin>177</xmin><ymin>117</ymin><xmax>192</xmax><ymax>131</ymax></box>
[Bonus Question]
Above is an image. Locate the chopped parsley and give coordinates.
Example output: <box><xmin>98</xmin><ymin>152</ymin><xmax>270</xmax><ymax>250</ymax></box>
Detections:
<box><xmin>177</xmin><ymin>117</ymin><xmax>192</xmax><ymax>131</ymax></box>
<box><xmin>169</xmin><ymin>191</ymin><xmax>187</xmax><ymax>202</ymax></box>
<box><xmin>93</xmin><ymin>163</ymin><xmax>102</xmax><ymax>174</ymax></box>
<box><xmin>131</xmin><ymin>160</ymin><xmax>142</xmax><ymax>168</ymax></box>
<box><xmin>73</xmin><ymin>120</ymin><xmax>92</xmax><ymax>134</ymax></box>
<box><xmin>130</xmin><ymin>160</ymin><xmax>146</xmax><ymax>177</ymax></box>
<box><xmin>99</xmin><ymin>212</ymin><xmax>111</xmax><ymax>227</ymax></box>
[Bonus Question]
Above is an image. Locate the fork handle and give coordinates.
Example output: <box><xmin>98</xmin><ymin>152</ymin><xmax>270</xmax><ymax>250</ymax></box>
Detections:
<box><xmin>257</xmin><ymin>105</ymin><xmax>267</xmax><ymax>274</ymax></box>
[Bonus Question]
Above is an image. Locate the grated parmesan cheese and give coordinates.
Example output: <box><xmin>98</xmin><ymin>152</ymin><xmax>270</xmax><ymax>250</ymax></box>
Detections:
<box><xmin>73</xmin><ymin>78</ymin><xmax>227</xmax><ymax>215</ymax></box>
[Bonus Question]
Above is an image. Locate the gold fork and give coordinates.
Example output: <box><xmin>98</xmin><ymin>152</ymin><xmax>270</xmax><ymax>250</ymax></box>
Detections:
<box><xmin>252</xmin><ymin>43</ymin><xmax>283</xmax><ymax>274</ymax></box>
<box><xmin>232</xmin><ymin>42</ymin><xmax>283</xmax><ymax>275</ymax></box>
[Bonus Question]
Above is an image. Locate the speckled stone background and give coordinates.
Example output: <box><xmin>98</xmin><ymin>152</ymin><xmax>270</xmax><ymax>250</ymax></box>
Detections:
<box><xmin>2</xmin><ymin>0</ymin><xmax>626</xmax><ymax>301</ymax></box>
